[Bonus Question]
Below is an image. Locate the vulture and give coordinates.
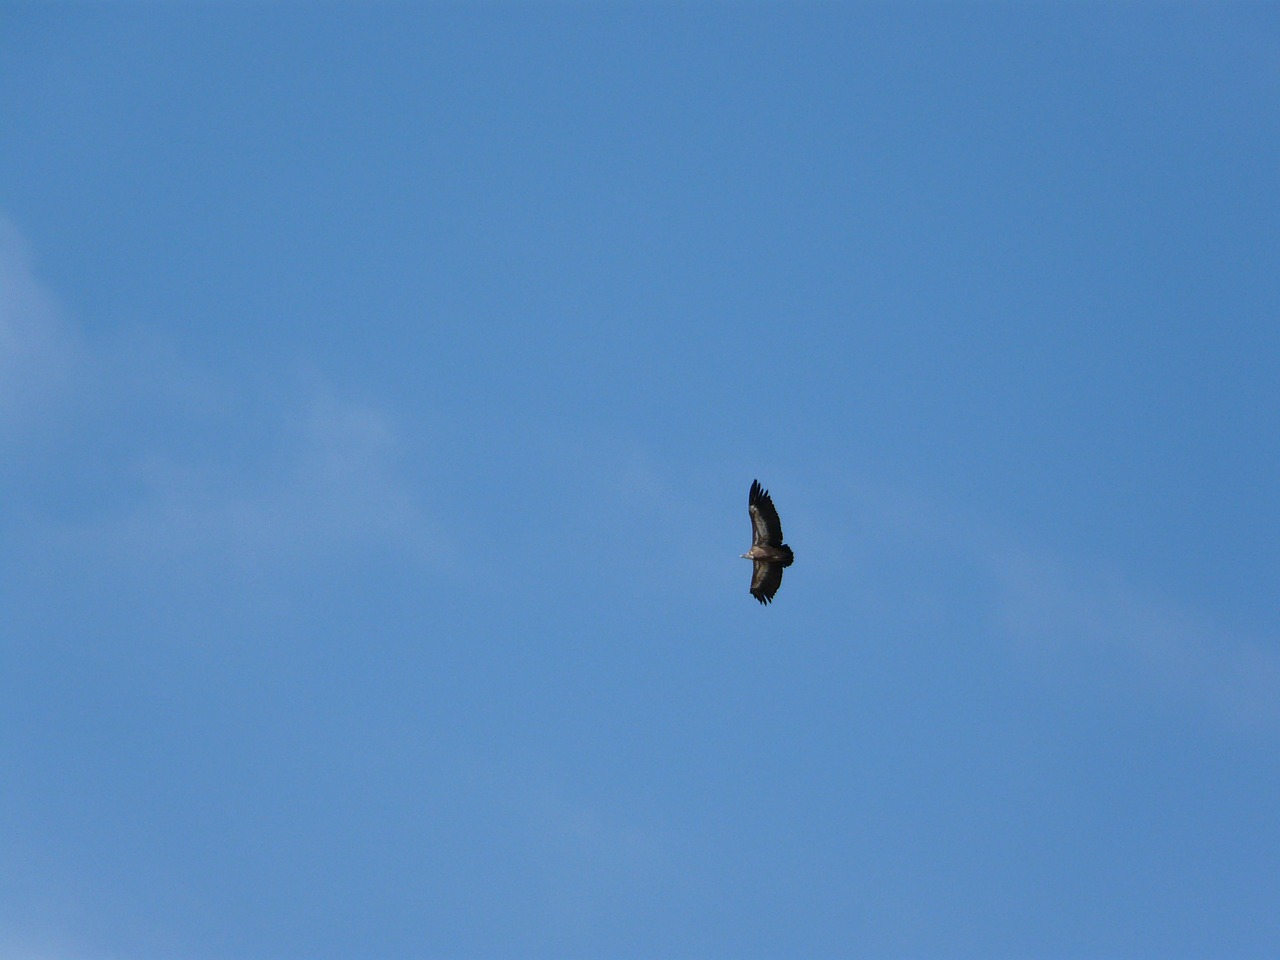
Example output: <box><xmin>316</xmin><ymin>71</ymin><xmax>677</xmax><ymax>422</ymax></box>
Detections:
<box><xmin>741</xmin><ymin>479</ymin><xmax>794</xmax><ymax>605</ymax></box>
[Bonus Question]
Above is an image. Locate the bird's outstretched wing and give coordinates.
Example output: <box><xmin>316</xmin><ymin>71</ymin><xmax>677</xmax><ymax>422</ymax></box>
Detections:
<box><xmin>750</xmin><ymin>560</ymin><xmax>784</xmax><ymax>605</ymax></box>
<box><xmin>748</xmin><ymin>479</ymin><xmax>785</xmax><ymax>547</ymax></box>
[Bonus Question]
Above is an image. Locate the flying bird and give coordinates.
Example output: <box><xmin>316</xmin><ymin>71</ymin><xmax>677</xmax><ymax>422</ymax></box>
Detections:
<box><xmin>741</xmin><ymin>479</ymin><xmax>794</xmax><ymax>605</ymax></box>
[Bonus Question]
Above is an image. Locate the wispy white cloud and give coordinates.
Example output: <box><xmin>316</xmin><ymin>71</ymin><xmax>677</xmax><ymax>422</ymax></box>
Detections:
<box><xmin>0</xmin><ymin>218</ymin><xmax>84</xmax><ymax>439</ymax></box>
<box><xmin>992</xmin><ymin>543</ymin><xmax>1280</xmax><ymax>734</ymax></box>
<box><xmin>0</xmin><ymin>933</ymin><xmax>87</xmax><ymax>960</ymax></box>
<box><xmin>842</xmin><ymin>475</ymin><xmax>1280</xmax><ymax>736</ymax></box>
<box><xmin>3</xmin><ymin>216</ymin><xmax>446</xmax><ymax>612</ymax></box>
<box><xmin>103</xmin><ymin>386</ymin><xmax>437</xmax><ymax>575</ymax></box>
<box><xmin>0</xmin><ymin>928</ymin><xmax>127</xmax><ymax>960</ymax></box>
<box><xmin>2</xmin><ymin>219</ymin><xmax>453</xmax><ymax>954</ymax></box>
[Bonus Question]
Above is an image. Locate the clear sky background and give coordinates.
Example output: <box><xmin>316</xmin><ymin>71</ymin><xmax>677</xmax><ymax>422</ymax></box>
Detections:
<box><xmin>3</xmin><ymin>3</ymin><xmax>1279</xmax><ymax>958</ymax></box>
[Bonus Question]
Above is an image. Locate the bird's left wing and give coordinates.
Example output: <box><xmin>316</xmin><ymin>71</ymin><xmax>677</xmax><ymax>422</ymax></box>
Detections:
<box><xmin>750</xmin><ymin>560</ymin><xmax>784</xmax><ymax>605</ymax></box>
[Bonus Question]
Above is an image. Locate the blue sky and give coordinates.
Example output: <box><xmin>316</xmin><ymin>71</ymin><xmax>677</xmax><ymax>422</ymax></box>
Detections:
<box><xmin>3</xmin><ymin>2</ymin><xmax>1279</xmax><ymax>957</ymax></box>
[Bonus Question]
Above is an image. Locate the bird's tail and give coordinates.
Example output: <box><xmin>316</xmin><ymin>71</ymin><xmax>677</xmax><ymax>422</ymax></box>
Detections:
<box><xmin>780</xmin><ymin>544</ymin><xmax>794</xmax><ymax>567</ymax></box>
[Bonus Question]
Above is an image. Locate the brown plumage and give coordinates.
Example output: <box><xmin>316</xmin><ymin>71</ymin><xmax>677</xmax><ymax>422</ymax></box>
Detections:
<box><xmin>741</xmin><ymin>479</ymin><xmax>794</xmax><ymax>605</ymax></box>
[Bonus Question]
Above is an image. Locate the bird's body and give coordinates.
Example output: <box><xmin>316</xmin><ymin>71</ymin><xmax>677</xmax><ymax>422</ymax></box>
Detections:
<box><xmin>741</xmin><ymin>479</ymin><xmax>793</xmax><ymax>604</ymax></box>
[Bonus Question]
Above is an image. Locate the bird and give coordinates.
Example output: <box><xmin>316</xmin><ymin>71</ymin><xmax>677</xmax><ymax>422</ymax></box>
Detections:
<box><xmin>741</xmin><ymin>479</ymin><xmax>794</xmax><ymax>605</ymax></box>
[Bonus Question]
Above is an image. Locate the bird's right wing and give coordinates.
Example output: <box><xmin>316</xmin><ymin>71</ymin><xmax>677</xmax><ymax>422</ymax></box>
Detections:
<box><xmin>748</xmin><ymin>479</ymin><xmax>785</xmax><ymax>547</ymax></box>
